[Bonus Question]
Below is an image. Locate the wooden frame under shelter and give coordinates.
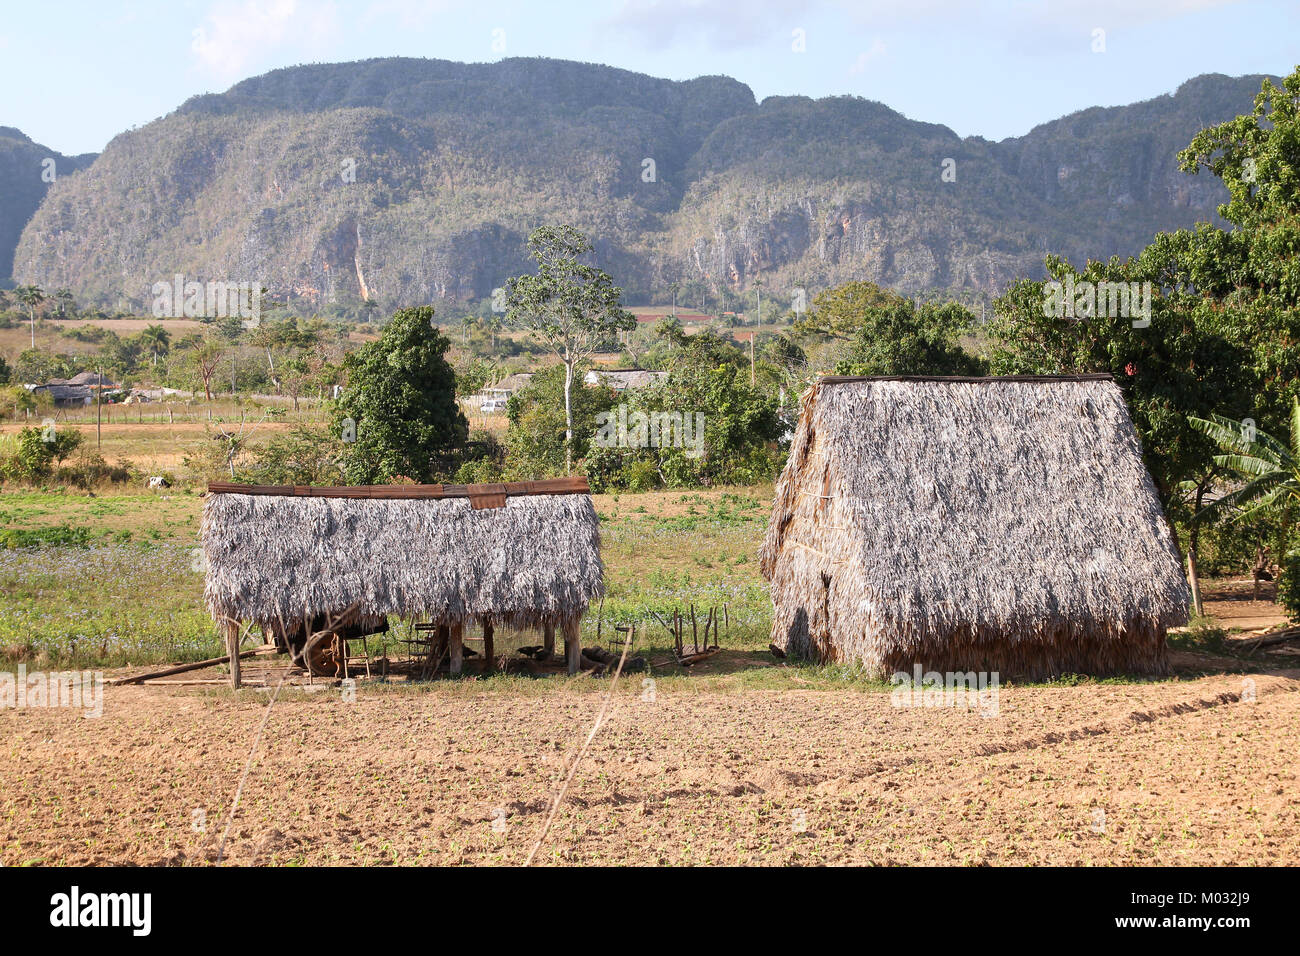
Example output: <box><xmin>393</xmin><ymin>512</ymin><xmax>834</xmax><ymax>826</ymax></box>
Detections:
<box><xmin>201</xmin><ymin>477</ymin><xmax>604</xmax><ymax>686</ymax></box>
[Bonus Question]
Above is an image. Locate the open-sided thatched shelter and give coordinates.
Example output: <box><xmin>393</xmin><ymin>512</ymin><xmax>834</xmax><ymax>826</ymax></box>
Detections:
<box><xmin>760</xmin><ymin>375</ymin><xmax>1190</xmax><ymax>679</ymax></box>
<box><xmin>202</xmin><ymin>478</ymin><xmax>603</xmax><ymax>682</ymax></box>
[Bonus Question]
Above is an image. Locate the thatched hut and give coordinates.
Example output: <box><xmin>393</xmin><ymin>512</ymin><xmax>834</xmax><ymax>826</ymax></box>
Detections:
<box><xmin>760</xmin><ymin>375</ymin><xmax>1190</xmax><ymax>679</ymax></box>
<box><xmin>201</xmin><ymin>478</ymin><xmax>603</xmax><ymax>682</ymax></box>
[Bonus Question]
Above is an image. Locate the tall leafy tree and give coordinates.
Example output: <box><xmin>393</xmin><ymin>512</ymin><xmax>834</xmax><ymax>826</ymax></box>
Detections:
<box><xmin>505</xmin><ymin>225</ymin><xmax>635</xmax><ymax>472</ymax></box>
<box><xmin>832</xmin><ymin>299</ymin><xmax>985</xmax><ymax>377</ymax></box>
<box><xmin>988</xmin><ymin>253</ymin><xmax>1254</xmax><ymax>508</ymax></box>
<box><xmin>139</xmin><ymin>324</ymin><xmax>171</xmax><ymax>367</ymax></box>
<box><xmin>54</xmin><ymin>289</ymin><xmax>75</xmax><ymax>317</ymax></box>
<box><xmin>332</xmin><ymin>306</ymin><xmax>467</xmax><ymax>483</ymax></box>
<box><xmin>793</xmin><ymin>281</ymin><xmax>909</xmax><ymax>341</ymax></box>
<box><xmin>1173</xmin><ymin>69</ymin><xmax>1300</xmax><ymax>433</ymax></box>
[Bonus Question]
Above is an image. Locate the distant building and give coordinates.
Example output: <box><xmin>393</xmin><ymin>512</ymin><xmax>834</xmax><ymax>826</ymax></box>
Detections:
<box><xmin>27</xmin><ymin>372</ymin><xmax>122</xmax><ymax>407</ymax></box>
<box><xmin>583</xmin><ymin>368</ymin><xmax>667</xmax><ymax>391</ymax></box>
<box><xmin>489</xmin><ymin>372</ymin><xmax>535</xmax><ymax>394</ymax></box>
<box><xmin>473</xmin><ymin>372</ymin><xmax>534</xmax><ymax>413</ymax></box>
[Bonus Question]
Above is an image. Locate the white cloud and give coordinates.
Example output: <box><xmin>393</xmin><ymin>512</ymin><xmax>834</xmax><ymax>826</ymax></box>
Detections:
<box><xmin>191</xmin><ymin>0</ymin><xmax>342</xmax><ymax>81</ymax></box>
<box><xmin>848</xmin><ymin>38</ymin><xmax>887</xmax><ymax>74</ymax></box>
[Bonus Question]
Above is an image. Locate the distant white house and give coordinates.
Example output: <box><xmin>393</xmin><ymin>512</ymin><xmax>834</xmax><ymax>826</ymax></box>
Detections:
<box><xmin>475</xmin><ymin>372</ymin><xmax>534</xmax><ymax>413</ymax></box>
<box><xmin>583</xmin><ymin>368</ymin><xmax>667</xmax><ymax>391</ymax></box>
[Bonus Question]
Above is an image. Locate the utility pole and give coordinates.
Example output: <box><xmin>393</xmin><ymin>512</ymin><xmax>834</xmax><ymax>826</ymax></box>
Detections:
<box><xmin>96</xmin><ymin>366</ymin><xmax>102</xmax><ymax>450</ymax></box>
<box><xmin>749</xmin><ymin>332</ymin><xmax>755</xmax><ymax>386</ymax></box>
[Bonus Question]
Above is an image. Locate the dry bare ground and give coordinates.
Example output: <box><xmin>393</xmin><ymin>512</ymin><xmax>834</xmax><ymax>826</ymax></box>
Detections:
<box><xmin>2</xmin><ymin>663</ymin><xmax>1297</xmax><ymax>866</ymax></box>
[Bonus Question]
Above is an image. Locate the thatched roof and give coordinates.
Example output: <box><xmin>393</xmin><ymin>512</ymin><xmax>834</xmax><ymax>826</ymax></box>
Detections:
<box><xmin>583</xmin><ymin>368</ymin><xmax>667</xmax><ymax>390</ymax></box>
<box><xmin>488</xmin><ymin>372</ymin><xmax>534</xmax><ymax>392</ymax></box>
<box><xmin>202</xmin><ymin>480</ymin><xmax>603</xmax><ymax>629</ymax></box>
<box><xmin>760</xmin><ymin>375</ymin><xmax>1190</xmax><ymax>678</ymax></box>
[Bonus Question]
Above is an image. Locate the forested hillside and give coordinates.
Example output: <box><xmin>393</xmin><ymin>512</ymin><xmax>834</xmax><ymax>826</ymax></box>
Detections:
<box><xmin>9</xmin><ymin>58</ymin><xmax>1271</xmax><ymax>311</ymax></box>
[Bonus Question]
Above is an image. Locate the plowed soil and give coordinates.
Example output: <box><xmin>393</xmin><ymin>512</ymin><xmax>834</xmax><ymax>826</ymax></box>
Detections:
<box><xmin>2</xmin><ymin>663</ymin><xmax>1297</xmax><ymax>866</ymax></box>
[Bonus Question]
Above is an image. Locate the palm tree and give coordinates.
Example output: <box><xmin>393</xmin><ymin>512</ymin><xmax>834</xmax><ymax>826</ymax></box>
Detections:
<box><xmin>14</xmin><ymin>285</ymin><xmax>45</xmax><ymax>348</ymax></box>
<box><xmin>1189</xmin><ymin>399</ymin><xmax>1300</xmax><ymax>523</ymax></box>
<box><xmin>54</xmin><ymin>289</ymin><xmax>75</xmax><ymax>318</ymax></box>
<box><xmin>139</xmin><ymin>324</ymin><xmax>171</xmax><ymax>367</ymax></box>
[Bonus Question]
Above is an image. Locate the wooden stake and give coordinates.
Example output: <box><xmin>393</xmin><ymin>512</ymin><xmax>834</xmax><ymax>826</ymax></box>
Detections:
<box><xmin>449</xmin><ymin>622</ymin><xmax>464</xmax><ymax>676</ymax></box>
<box><xmin>226</xmin><ymin>621</ymin><xmax>241</xmax><ymax>689</ymax></box>
<box><xmin>483</xmin><ymin>618</ymin><xmax>495</xmax><ymax>671</ymax></box>
<box><xmin>563</xmin><ymin>616</ymin><xmax>581</xmax><ymax>676</ymax></box>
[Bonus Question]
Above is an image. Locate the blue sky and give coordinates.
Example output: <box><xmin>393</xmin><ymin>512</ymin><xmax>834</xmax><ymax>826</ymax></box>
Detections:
<box><xmin>2</xmin><ymin>0</ymin><xmax>1296</xmax><ymax>156</ymax></box>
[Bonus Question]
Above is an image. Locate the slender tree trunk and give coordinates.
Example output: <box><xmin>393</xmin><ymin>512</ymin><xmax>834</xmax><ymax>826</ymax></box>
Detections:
<box><xmin>1187</xmin><ymin>538</ymin><xmax>1203</xmax><ymax>617</ymax></box>
<box><xmin>563</xmin><ymin>357</ymin><xmax>574</xmax><ymax>474</ymax></box>
<box><xmin>1188</xmin><ymin>484</ymin><xmax>1205</xmax><ymax>617</ymax></box>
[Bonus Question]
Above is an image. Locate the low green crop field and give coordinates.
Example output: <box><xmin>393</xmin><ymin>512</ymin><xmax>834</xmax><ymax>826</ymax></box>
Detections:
<box><xmin>0</xmin><ymin>487</ymin><xmax>795</xmax><ymax>683</ymax></box>
<box><xmin>0</xmin><ymin>485</ymin><xmax>1288</xmax><ymax>688</ymax></box>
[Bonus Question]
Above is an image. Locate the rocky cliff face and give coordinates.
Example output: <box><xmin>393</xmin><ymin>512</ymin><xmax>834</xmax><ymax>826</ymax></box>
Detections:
<box><xmin>9</xmin><ymin>59</ymin><xmax>1271</xmax><ymax>308</ymax></box>
<box><xmin>0</xmin><ymin>127</ymin><xmax>96</xmax><ymax>283</ymax></box>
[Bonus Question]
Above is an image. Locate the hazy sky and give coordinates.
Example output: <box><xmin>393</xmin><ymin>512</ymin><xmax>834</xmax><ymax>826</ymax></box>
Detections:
<box><xmin>3</xmin><ymin>0</ymin><xmax>1296</xmax><ymax>155</ymax></box>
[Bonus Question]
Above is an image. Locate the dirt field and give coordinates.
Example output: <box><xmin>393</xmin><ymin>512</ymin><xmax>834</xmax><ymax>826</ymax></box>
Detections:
<box><xmin>2</xmin><ymin>656</ymin><xmax>1296</xmax><ymax>866</ymax></box>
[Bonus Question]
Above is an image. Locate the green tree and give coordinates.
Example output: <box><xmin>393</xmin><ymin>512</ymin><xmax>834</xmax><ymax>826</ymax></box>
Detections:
<box><xmin>1190</xmin><ymin>399</ymin><xmax>1300</xmax><ymax>617</ymax></box>
<box><xmin>832</xmin><ymin>299</ymin><xmax>985</xmax><ymax>377</ymax></box>
<box><xmin>504</xmin><ymin>364</ymin><xmax>616</xmax><ymax>479</ymax></box>
<box><xmin>139</xmin><ymin>324</ymin><xmax>171</xmax><ymax>367</ymax></box>
<box><xmin>505</xmin><ymin>225</ymin><xmax>635</xmax><ymax>472</ymax></box>
<box><xmin>332</xmin><ymin>306</ymin><xmax>467</xmax><ymax>483</ymax></box>
<box><xmin>54</xmin><ymin>289</ymin><xmax>75</xmax><ymax>318</ymax></box>
<box><xmin>189</xmin><ymin>338</ymin><xmax>225</xmax><ymax>401</ymax></box>
<box><xmin>1169</xmin><ymin>71</ymin><xmax>1300</xmax><ymax>434</ymax></box>
<box><xmin>586</xmin><ymin>327</ymin><xmax>784</xmax><ymax>490</ymax></box>
<box><xmin>1190</xmin><ymin>399</ymin><xmax>1300</xmax><ymax>525</ymax></box>
<box><xmin>794</xmin><ymin>281</ymin><xmax>909</xmax><ymax>341</ymax></box>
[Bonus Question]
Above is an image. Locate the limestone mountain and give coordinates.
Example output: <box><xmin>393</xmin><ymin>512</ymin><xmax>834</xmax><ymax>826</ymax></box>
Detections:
<box><xmin>0</xmin><ymin>127</ymin><xmax>96</xmax><ymax>284</ymax></box>
<box><xmin>10</xmin><ymin>58</ymin><xmax>1274</xmax><ymax>311</ymax></box>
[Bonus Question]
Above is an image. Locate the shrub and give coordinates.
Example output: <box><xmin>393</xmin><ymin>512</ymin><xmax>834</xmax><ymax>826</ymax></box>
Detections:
<box><xmin>623</xmin><ymin>457</ymin><xmax>660</xmax><ymax>492</ymax></box>
<box><xmin>54</xmin><ymin>451</ymin><xmax>131</xmax><ymax>490</ymax></box>
<box><xmin>4</xmin><ymin>428</ymin><xmax>53</xmax><ymax>481</ymax></box>
<box><xmin>243</xmin><ymin>425</ymin><xmax>343</xmax><ymax>485</ymax></box>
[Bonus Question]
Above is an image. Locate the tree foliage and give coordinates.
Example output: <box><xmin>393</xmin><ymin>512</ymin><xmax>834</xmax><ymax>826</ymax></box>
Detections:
<box><xmin>332</xmin><ymin>306</ymin><xmax>467</xmax><ymax>483</ymax></box>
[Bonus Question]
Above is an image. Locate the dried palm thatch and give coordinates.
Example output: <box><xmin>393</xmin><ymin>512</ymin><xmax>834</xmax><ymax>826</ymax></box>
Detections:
<box><xmin>760</xmin><ymin>375</ymin><xmax>1190</xmax><ymax>679</ymax></box>
<box><xmin>202</xmin><ymin>483</ymin><xmax>603</xmax><ymax>632</ymax></box>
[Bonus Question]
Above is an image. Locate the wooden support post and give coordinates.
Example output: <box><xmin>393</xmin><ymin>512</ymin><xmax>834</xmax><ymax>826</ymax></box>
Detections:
<box><xmin>226</xmin><ymin>621</ymin><xmax>241</xmax><ymax>689</ymax></box>
<box><xmin>482</xmin><ymin>618</ymin><xmax>495</xmax><ymax>671</ymax></box>
<box><xmin>543</xmin><ymin>622</ymin><xmax>555</xmax><ymax>658</ymax></box>
<box><xmin>449</xmin><ymin>622</ymin><xmax>464</xmax><ymax>676</ymax></box>
<box><xmin>563</xmin><ymin>617</ymin><xmax>581</xmax><ymax>676</ymax></box>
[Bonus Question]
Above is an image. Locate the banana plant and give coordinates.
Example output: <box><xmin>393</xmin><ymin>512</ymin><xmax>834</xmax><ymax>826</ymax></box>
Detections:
<box><xmin>1188</xmin><ymin>397</ymin><xmax>1300</xmax><ymax>525</ymax></box>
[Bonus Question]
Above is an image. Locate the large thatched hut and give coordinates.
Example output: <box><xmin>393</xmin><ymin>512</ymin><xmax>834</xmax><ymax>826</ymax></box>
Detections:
<box><xmin>202</xmin><ymin>478</ymin><xmax>603</xmax><ymax>683</ymax></box>
<box><xmin>760</xmin><ymin>375</ymin><xmax>1190</xmax><ymax>679</ymax></box>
